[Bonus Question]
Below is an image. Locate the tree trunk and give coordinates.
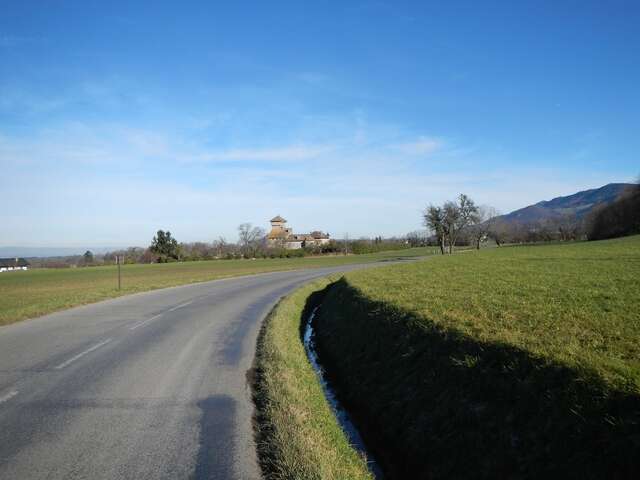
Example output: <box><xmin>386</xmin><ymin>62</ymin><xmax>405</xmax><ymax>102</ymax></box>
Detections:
<box><xmin>476</xmin><ymin>237</ymin><xmax>481</xmax><ymax>250</ymax></box>
<box><xmin>439</xmin><ymin>235</ymin><xmax>445</xmax><ymax>255</ymax></box>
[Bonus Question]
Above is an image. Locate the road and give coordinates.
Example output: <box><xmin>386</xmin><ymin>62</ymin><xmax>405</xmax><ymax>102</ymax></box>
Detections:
<box><xmin>0</xmin><ymin>263</ymin><xmax>393</xmax><ymax>479</ymax></box>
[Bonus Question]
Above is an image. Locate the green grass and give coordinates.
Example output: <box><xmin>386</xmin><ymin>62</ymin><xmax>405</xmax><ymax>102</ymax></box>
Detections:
<box><xmin>252</xmin><ymin>278</ymin><xmax>373</xmax><ymax>480</ymax></box>
<box><xmin>313</xmin><ymin>235</ymin><xmax>640</xmax><ymax>478</ymax></box>
<box><xmin>0</xmin><ymin>247</ymin><xmax>435</xmax><ymax>326</ymax></box>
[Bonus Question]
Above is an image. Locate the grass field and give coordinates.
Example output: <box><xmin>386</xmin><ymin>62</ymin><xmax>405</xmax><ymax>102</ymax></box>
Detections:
<box><xmin>313</xmin><ymin>235</ymin><xmax>640</xmax><ymax>478</ymax></box>
<box><xmin>252</xmin><ymin>278</ymin><xmax>373</xmax><ymax>480</ymax></box>
<box><xmin>0</xmin><ymin>247</ymin><xmax>435</xmax><ymax>326</ymax></box>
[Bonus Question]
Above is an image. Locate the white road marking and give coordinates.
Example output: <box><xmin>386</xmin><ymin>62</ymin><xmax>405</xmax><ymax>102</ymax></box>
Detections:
<box><xmin>167</xmin><ymin>300</ymin><xmax>193</xmax><ymax>312</ymax></box>
<box><xmin>129</xmin><ymin>300</ymin><xmax>195</xmax><ymax>331</ymax></box>
<box><xmin>54</xmin><ymin>338</ymin><xmax>112</xmax><ymax>370</ymax></box>
<box><xmin>129</xmin><ymin>313</ymin><xmax>163</xmax><ymax>331</ymax></box>
<box><xmin>0</xmin><ymin>390</ymin><xmax>18</xmax><ymax>404</ymax></box>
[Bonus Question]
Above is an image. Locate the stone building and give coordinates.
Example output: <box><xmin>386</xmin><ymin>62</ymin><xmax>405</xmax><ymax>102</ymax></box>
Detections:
<box><xmin>266</xmin><ymin>215</ymin><xmax>330</xmax><ymax>249</ymax></box>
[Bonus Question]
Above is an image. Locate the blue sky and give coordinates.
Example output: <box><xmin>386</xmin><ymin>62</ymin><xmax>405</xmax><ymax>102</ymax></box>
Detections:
<box><xmin>1</xmin><ymin>1</ymin><xmax>638</xmax><ymax>247</ymax></box>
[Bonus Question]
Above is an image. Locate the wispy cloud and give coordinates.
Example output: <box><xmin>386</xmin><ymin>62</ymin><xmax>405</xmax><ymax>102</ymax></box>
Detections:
<box><xmin>1</xmin><ymin>103</ymin><xmax>628</xmax><ymax>246</ymax></box>
<box><xmin>0</xmin><ymin>78</ymin><xmax>152</xmax><ymax>117</ymax></box>
<box><xmin>192</xmin><ymin>144</ymin><xmax>334</xmax><ymax>162</ymax></box>
<box><xmin>392</xmin><ymin>136</ymin><xmax>442</xmax><ymax>155</ymax></box>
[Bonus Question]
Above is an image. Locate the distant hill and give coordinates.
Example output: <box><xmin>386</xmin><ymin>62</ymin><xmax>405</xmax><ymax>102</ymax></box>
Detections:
<box><xmin>498</xmin><ymin>183</ymin><xmax>633</xmax><ymax>225</ymax></box>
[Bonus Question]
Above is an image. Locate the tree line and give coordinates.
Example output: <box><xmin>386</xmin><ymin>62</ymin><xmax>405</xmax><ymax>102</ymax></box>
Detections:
<box><xmin>143</xmin><ymin>225</ymin><xmax>411</xmax><ymax>263</ymax></box>
<box><xmin>586</xmin><ymin>181</ymin><xmax>640</xmax><ymax>240</ymax></box>
<box><xmin>29</xmin><ymin>182</ymin><xmax>640</xmax><ymax>268</ymax></box>
<box><xmin>31</xmin><ymin>224</ymin><xmax>413</xmax><ymax>268</ymax></box>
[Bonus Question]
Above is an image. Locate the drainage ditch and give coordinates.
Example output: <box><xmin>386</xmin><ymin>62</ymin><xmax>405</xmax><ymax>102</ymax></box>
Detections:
<box><xmin>303</xmin><ymin>306</ymin><xmax>384</xmax><ymax>479</ymax></box>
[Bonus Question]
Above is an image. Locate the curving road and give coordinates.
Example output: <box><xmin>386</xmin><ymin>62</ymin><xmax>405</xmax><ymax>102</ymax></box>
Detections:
<box><xmin>0</xmin><ymin>263</ymin><xmax>391</xmax><ymax>479</ymax></box>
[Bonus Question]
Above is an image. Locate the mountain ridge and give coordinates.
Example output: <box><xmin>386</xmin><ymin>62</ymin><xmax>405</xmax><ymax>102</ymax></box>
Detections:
<box><xmin>498</xmin><ymin>183</ymin><xmax>633</xmax><ymax>225</ymax></box>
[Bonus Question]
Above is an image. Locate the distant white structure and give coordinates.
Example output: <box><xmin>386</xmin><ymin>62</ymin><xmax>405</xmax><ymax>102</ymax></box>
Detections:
<box><xmin>266</xmin><ymin>215</ymin><xmax>330</xmax><ymax>249</ymax></box>
<box><xmin>0</xmin><ymin>258</ymin><xmax>30</xmax><ymax>273</ymax></box>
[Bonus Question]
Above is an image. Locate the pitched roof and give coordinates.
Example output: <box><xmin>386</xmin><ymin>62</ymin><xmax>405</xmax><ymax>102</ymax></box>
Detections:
<box><xmin>270</xmin><ymin>215</ymin><xmax>287</xmax><ymax>223</ymax></box>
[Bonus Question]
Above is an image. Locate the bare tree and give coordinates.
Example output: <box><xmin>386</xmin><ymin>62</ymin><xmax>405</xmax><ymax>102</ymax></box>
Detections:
<box><xmin>442</xmin><ymin>194</ymin><xmax>478</xmax><ymax>254</ymax></box>
<box><xmin>406</xmin><ymin>230</ymin><xmax>428</xmax><ymax>247</ymax></box>
<box><xmin>549</xmin><ymin>213</ymin><xmax>583</xmax><ymax>241</ymax></box>
<box><xmin>213</xmin><ymin>236</ymin><xmax>228</xmax><ymax>258</ymax></box>
<box><xmin>469</xmin><ymin>206</ymin><xmax>500</xmax><ymax>249</ymax></box>
<box><xmin>237</xmin><ymin>223</ymin><xmax>265</xmax><ymax>258</ymax></box>
<box><xmin>488</xmin><ymin>219</ymin><xmax>514</xmax><ymax>246</ymax></box>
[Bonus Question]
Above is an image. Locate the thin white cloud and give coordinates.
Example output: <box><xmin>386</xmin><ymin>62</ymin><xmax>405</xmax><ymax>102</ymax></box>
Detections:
<box><xmin>194</xmin><ymin>144</ymin><xmax>334</xmax><ymax>162</ymax></box>
<box><xmin>393</xmin><ymin>136</ymin><xmax>442</xmax><ymax>155</ymax></box>
<box><xmin>0</xmin><ymin>123</ymin><xmax>338</xmax><ymax>169</ymax></box>
<box><xmin>2</xmin><ymin>112</ymin><xmax>629</xmax><ymax>246</ymax></box>
<box><xmin>0</xmin><ymin>141</ymin><xmax>626</xmax><ymax>246</ymax></box>
<box><xmin>0</xmin><ymin>78</ymin><xmax>152</xmax><ymax>116</ymax></box>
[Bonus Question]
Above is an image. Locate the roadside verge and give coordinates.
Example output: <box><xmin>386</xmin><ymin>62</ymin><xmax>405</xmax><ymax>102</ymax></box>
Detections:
<box><xmin>251</xmin><ymin>278</ymin><xmax>373</xmax><ymax>480</ymax></box>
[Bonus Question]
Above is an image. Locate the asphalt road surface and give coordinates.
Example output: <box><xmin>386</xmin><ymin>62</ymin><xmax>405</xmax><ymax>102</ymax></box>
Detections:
<box><xmin>0</xmin><ymin>263</ymin><xmax>399</xmax><ymax>479</ymax></box>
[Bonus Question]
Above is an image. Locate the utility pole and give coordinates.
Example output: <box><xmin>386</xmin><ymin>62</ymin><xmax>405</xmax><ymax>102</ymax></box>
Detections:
<box><xmin>116</xmin><ymin>255</ymin><xmax>121</xmax><ymax>291</ymax></box>
<box><xmin>343</xmin><ymin>233</ymin><xmax>349</xmax><ymax>256</ymax></box>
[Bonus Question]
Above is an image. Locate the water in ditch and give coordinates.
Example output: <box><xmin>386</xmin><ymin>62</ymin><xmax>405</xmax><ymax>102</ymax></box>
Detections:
<box><xmin>303</xmin><ymin>306</ymin><xmax>384</xmax><ymax>479</ymax></box>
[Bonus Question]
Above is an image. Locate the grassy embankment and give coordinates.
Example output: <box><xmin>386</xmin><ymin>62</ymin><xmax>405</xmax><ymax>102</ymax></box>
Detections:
<box><xmin>0</xmin><ymin>247</ymin><xmax>435</xmax><ymax>326</ymax></box>
<box><xmin>312</xmin><ymin>235</ymin><xmax>640</xmax><ymax>478</ymax></box>
<box><xmin>252</xmin><ymin>278</ymin><xmax>373</xmax><ymax>480</ymax></box>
